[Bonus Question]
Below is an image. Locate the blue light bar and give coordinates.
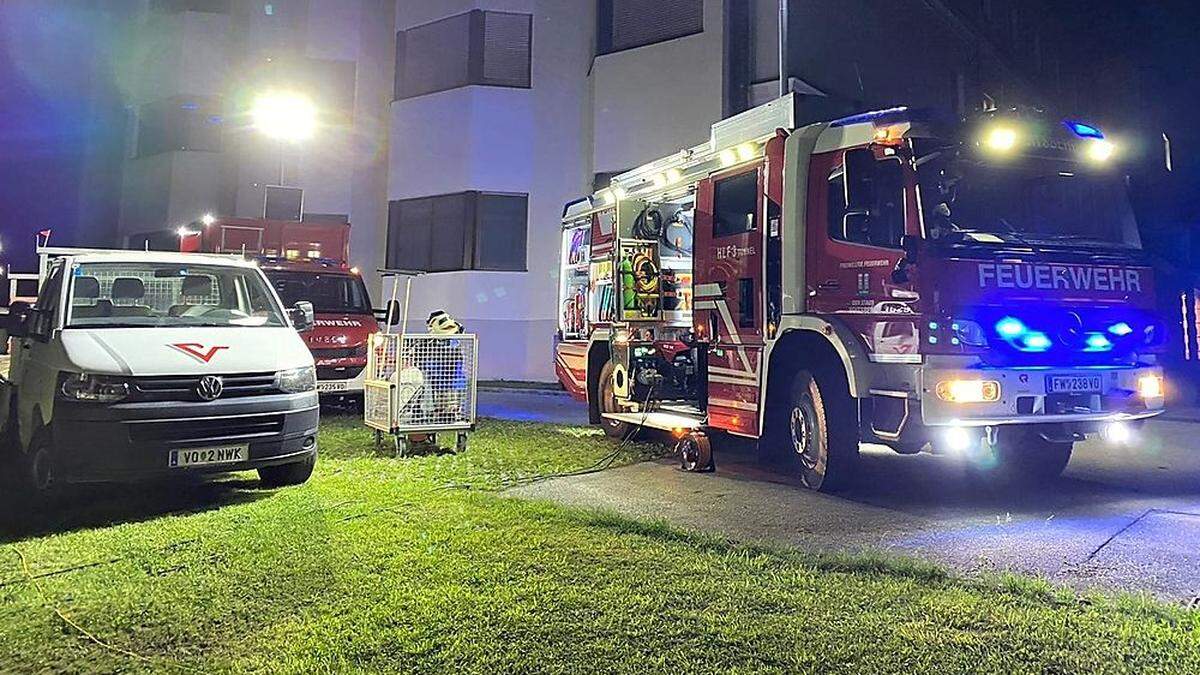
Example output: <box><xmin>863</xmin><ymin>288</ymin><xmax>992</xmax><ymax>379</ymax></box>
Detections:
<box><xmin>1020</xmin><ymin>332</ymin><xmax>1053</xmax><ymax>352</ymax></box>
<box><xmin>1065</xmin><ymin>121</ymin><xmax>1104</xmax><ymax>139</ymax></box>
<box><xmin>995</xmin><ymin>317</ymin><xmax>1026</xmax><ymax>339</ymax></box>
<box><xmin>830</xmin><ymin>107</ymin><xmax>910</xmax><ymax>128</ymax></box>
<box><xmin>1084</xmin><ymin>333</ymin><xmax>1114</xmax><ymax>352</ymax></box>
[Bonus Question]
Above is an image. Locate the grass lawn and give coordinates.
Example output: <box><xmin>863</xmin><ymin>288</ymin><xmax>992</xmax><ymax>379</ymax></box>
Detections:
<box><xmin>2</xmin><ymin>415</ymin><xmax>1199</xmax><ymax>673</ymax></box>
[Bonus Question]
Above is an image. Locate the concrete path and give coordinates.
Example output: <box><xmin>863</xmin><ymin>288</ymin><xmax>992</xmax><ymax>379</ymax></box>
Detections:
<box><xmin>478</xmin><ymin>386</ymin><xmax>589</xmax><ymax>425</ymax></box>
<box><xmin>495</xmin><ymin>391</ymin><xmax>1200</xmax><ymax>601</ymax></box>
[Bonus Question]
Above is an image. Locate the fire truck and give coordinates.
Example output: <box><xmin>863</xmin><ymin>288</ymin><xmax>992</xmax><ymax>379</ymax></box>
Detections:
<box><xmin>180</xmin><ymin>218</ymin><xmax>394</xmax><ymax>397</ymax></box>
<box><xmin>555</xmin><ymin>94</ymin><xmax>1167</xmax><ymax>491</ymax></box>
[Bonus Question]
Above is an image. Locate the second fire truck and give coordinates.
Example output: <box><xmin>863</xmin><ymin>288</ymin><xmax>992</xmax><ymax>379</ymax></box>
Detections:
<box><xmin>555</xmin><ymin>94</ymin><xmax>1167</xmax><ymax>491</ymax></box>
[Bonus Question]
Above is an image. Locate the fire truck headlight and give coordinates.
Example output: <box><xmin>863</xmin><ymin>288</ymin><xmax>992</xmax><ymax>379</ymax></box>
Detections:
<box><xmin>1137</xmin><ymin>374</ymin><xmax>1164</xmax><ymax>400</ymax></box>
<box><xmin>276</xmin><ymin>366</ymin><xmax>317</xmax><ymax>394</ymax></box>
<box><xmin>1103</xmin><ymin>421</ymin><xmax>1133</xmax><ymax>445</ymax></box>
<box><xmin>943</xmin><ymin>426</ymin><xmax>975</xmax><ymax>453</ymax></box>
<box><xmin>936</xmin><ymin>379</ymin><xmax>1001</xmax><ymax>404</ymax></box>
<box><xmin>985</xmin><ymin>127</ymin><xmax>1018</xmax><ymax>152</ymax></box>
<box><xmin>1085</xmin><ymin>138</ymin><xmax>1116</xmax><ymax>163</ymax></box>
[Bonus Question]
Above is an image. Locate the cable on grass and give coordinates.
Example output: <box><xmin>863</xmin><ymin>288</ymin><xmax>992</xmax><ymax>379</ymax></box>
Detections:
<box><xmin>11</xmin><ymin>546</ymin><xmax>199</xmax><ymax>673</ymax></box>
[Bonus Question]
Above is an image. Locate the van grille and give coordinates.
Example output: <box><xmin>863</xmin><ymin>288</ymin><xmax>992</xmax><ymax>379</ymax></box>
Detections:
<box><xmin>127</xmin><ymin>413</ymin><xmax>285</xmax><ymax>443</ymax></box>
<box><xmin>131</xmin><ymin>372</ymin><xmax>278</xmax><ymax>401</ymax></box>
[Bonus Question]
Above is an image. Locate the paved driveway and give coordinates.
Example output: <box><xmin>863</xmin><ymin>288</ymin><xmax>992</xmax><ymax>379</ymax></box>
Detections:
<box><xmin>499</xmin><ymin>392</ymin><xmax>1200</xmax><ymax>601</ymax></box>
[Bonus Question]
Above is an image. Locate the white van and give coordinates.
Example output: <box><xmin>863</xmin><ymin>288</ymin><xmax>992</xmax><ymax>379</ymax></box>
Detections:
<box><xmin>0</xmin><ymin>249</ymin><xmax>319</xmax><ymax>494</ymax></box>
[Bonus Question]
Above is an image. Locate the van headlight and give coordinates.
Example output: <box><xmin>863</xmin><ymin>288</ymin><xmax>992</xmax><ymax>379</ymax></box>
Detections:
<box><xmin>275</xmin><ymin>366</ymin><xmax>316</xmax><ymax>393</ymax></box>
<box><xmin>59</xmin><ymin>373</ymin><xmax>130</xmax><ymax>403</ymax></box>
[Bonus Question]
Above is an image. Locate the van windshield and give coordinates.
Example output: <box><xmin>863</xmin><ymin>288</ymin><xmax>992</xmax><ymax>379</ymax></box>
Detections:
<box><xmin>66</xmin><ymin>262</ymin><xmax>287</xmax><ymax>328</ymax></box>
<box><xmin>267</xmin><ymin>270</ymin><xmax>372</xmax><ymax>314</ymax></box>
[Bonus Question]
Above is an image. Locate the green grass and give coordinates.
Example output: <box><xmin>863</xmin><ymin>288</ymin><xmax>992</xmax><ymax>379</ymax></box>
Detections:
<box><xmin>2</xmin><ymin>416</ymin><xmax>1199</xmax><ymax>673</ymax></box>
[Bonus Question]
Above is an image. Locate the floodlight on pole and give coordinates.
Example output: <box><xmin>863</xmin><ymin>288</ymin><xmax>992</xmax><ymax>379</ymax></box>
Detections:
<box><xmin>250</xmin><ymin>91</ymin><xmax>317</xmax><ymax>143</ymax></box>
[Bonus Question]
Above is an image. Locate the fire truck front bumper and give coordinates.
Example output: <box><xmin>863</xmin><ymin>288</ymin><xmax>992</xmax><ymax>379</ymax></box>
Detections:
<box><xmin>917</xmin><ymin>362</ymin><xmax>1165</xmax><ymax>428</ymax></box>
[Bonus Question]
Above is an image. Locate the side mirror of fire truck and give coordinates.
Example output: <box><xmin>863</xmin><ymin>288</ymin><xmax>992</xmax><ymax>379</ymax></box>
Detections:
<box><xmin>892</xmin><ymin>235</ymin><xmax>922</xmax><ymax>284</ymax></box>
<box><xmin>386</xmin><ymin>299</ymin><xmax>402</xmax><ymax>326</ymax></box>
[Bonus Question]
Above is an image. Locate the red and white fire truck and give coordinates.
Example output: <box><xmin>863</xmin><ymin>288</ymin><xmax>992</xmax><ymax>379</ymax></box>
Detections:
<box><xmin>181</xmin><ymin>218</ymin><xmax>393</xmax><ymax>397</ymax></box>
<box><xmin>555</xmin><ymin>94</ymin><xmax>1167</xmax><ymax>491</ymax></box>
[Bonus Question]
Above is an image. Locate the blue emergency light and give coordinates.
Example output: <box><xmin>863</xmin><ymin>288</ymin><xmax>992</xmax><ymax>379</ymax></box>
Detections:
<box><xmin>1065</xmin><ymin>121</ymin><xmax>1104</xmax><ymax>139</ymax></box>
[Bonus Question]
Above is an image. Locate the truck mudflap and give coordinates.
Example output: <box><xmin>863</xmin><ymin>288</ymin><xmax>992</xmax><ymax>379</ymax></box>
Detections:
<box><xmin>918</xmin><ymin>364</ymin><xmax>1165</xmax><ymax>427</ymax></box>
<box><xmin>48</xmin><ymin>392</ymin><xmax>319</xmax><ymax>483</ymax></box>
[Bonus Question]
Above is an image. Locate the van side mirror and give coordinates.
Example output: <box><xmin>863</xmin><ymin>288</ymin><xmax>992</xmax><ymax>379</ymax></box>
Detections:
<box><xmin>4</xmin><ymin>302</ymin><xmax>31</xmax><ymax>339</ymax></box>
<box><xmin>843</xmin><ymin>148</ymin><xmax>877</xmax><ymax>212</ymax></box>
<box><xmin>373</xmin><ymin>300</ymin><xmax>403</xmax><ymax>327</ymax></box>
<box><xmin>290</xmin><ymin>301</ymin><xmax>315</xmax><ymax>332</ymax></box>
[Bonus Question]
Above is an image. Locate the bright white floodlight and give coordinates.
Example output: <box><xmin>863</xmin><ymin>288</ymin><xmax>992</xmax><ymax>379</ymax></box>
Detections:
<box><xmin>251</xmin><ymin>91</ymin><xmax>317</xmax><ymax>142</ymax></box>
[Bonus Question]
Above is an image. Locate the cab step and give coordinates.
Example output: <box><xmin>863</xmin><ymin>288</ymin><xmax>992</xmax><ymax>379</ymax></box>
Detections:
<box><xmin>601</xmin><ymin>411</ymin><xmax>705</xmax><ymax>433</ymax></box>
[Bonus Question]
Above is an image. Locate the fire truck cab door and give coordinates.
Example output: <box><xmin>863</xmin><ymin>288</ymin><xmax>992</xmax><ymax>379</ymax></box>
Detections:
<box><xmin>806</xmin><ymin>147</ymin><xmax>921</xmax><ymax>360</ymax></box>
<box><xmin>693</xmin><ymin>164</ymin><xmax>764</xmax><ymax>437</ymax></box>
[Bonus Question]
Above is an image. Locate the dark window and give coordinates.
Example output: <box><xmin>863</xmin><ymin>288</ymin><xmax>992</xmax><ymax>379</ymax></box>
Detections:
<box><xmin>598</xmin><ymin>0</ymin><xmax>703</xmax><ymax>55</ymax></box>
<box><xmin>828</xmin><ymin>159</ymin><xmax>905</xmax><ymax>249</ymax></box>
<box><xmin>265</xmin><ymin>186</ymin><xmax>303</xmax><ymax>221</ymax></box>
<box><xmin>387</xmin><ymin>192</ymin><xmax>527</xmax><ymax>272</ymax></box>
<box><xmin>474</xmin><ymin>193</ymin><xmax>528</xmax><ymax>271</ymax></box>
<box><xmin>394</xmin><ymin>10</ymin><xmax>532</xmax><ymax>101</ymax></box>
<box><xmin>737</xmin><ymin>278</ymin><xmax>755</xmax><ymax>328</ymax></box>
<box><xmin>713</xmin><ymin>171</ymin><xmax>759</xmax><ymax>237</ymax></box>
<box><xmin>136</xmin><ymin>95</ymin><xmax>222</xmax><ymax>157</ymax></box>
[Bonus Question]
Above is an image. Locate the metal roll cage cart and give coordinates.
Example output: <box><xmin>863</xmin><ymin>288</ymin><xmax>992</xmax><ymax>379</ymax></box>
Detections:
<box><xmin>363</xmin><ymin>269</ymin><xmax>479</xmax><ymax>456</ymax></box>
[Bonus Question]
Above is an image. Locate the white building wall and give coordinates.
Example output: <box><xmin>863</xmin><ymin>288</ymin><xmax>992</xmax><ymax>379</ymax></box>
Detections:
<box><xmin>590</xmin><ymin>0</ymin><xmax>724</xmax><ymax>173</ymax></box>
<box><xmin>387</xmin><ymin>0</ymin><xmax>593</xmax><ymax>382</ymax></box>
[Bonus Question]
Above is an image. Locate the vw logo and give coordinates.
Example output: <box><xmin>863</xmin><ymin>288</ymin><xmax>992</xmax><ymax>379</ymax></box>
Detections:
<box><xmin>196</xmin><ymin>375</ymin><xmax>224</xmax><ymax>401</ymax></box>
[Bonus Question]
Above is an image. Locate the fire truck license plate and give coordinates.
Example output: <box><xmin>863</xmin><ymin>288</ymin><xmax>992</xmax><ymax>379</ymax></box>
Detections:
<box><xmin>1046</xmin><ymin>375</ymin><xmax>1102</xmax><ymax>395</ymax></box>
<box><xmin>169</xmin><ymin>445</ymin><xmax>248</xmax><ymax>468</ymax></box>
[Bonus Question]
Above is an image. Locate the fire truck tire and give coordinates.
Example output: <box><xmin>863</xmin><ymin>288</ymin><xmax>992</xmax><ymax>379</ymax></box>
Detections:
<box><xmin>991</xmin><ymin>429</ymin><xmax>1073</xmax><ymax>484</ymax></box>
<box><xmin>786</xmin><ymin>370</ymin><xmax>858</xmax><ymax>492</ymax></box>
<box><xmin>597</xmin><ymin>360</ymin><xmax>637</xmax><ymax>440</ymax></box>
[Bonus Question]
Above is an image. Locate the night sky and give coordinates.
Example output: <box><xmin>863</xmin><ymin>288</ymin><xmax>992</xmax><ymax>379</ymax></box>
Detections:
<box><xmin>0</xmin><ymin>1</ymin><xmax>128</xmax><ymax>274</ymax></box>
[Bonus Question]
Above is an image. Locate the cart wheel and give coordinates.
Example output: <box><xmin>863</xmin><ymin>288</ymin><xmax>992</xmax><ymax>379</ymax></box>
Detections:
<box><xmin>456</xmin><ymin>433</ymin><xmax>468</xmax><ymax>453</ymax></box>
<box><xmin>677</xmin><ymin>432</ymin><xmax>714</xmax><ymax>473</ymax></box>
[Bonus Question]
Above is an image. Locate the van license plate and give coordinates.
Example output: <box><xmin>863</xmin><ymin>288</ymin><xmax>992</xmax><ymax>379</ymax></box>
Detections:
<box><xmin>317</xmin><ymin>381</ymin><xmax>349</xmax><ymax>392</ymax></box>
<box><xmin>169</xmin><ymin>445</ymin><xmax>249</xmax><ymax>468</ymax></box>
<box><xmin>1047</xmin><ymin>375</ymin><xmax>1102</xmax><ymax>395</ymax></box>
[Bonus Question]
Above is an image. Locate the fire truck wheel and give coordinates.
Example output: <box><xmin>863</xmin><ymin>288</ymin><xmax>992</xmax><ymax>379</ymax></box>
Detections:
<box><xmin>786</xmin><ymin>370</ymin><xmax>858</xmax><ymax>492</ymax></box>
<box><xmin>990</xmin><ymin>429</ymin><xmax>1073</xmax><ymax>484</ymax></box>
<box><xmin>598</xmin><ymin>360</ymin><xmax>637</xmax><ymax>440</ymax></box>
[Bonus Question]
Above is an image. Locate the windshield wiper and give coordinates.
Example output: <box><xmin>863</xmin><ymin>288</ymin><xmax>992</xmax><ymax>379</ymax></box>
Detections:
<box><xmin>1024</xmin><ymin>233</ymin><xmax>1123</xmax><ymax>248</ymax></box>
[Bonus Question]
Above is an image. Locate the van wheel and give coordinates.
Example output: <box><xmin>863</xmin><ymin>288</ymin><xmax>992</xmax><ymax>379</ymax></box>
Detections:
<box><xmin>19</xmin><ymin>428</ymin><xmax>60</xmax><ymax>498</ymax></box>
<box><xmin>990</xmin><ymin>428</ymin><xmax>1073</xmax><ymax>484</ymax></box>
<box><xmin>258</xmin><ymin>453</ymin><xmax>316</xmax><ymax>488</ymax></box>
<box><xmin>785</xmin><ymin>370</ymin><xmax>858</xmax><ymax>492</ymax></box>
<box><xmin>597</xmin><ymin>360</ymin><xmax>636</xmax><ymax>440</ymax></box>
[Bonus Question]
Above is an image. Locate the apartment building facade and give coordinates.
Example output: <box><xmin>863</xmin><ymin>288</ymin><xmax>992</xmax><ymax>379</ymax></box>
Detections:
<box><xmin>117</xmin><ymin>0</ymin><xmax>1054</xmax><ymax>381</ymax></box>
